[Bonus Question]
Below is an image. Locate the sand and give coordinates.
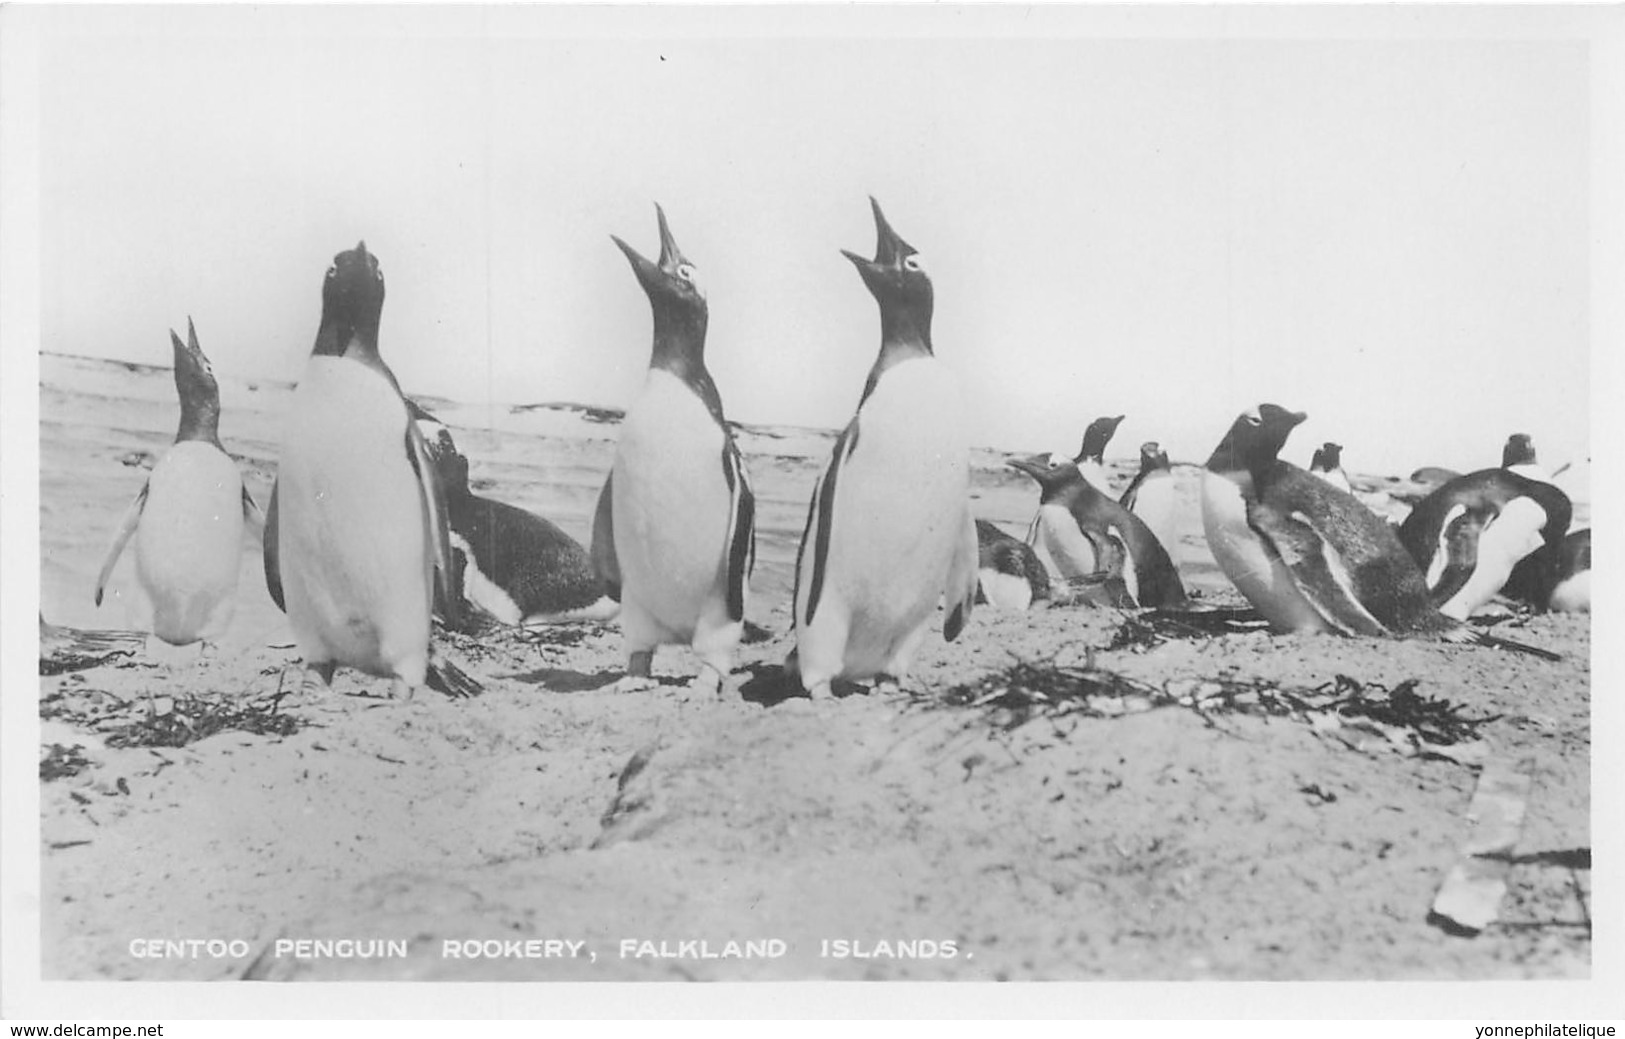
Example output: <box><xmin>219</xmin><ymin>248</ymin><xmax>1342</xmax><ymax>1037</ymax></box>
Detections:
<box><xmin>36</xmin><ymin>352</ymin><xmax>1590</xmax><ymax>982</ymax></box>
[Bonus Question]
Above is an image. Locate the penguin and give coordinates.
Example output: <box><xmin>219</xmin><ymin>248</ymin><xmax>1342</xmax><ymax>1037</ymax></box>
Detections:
<box><xmin>1200</xmin><ymin>404</ymin><xmax>1558</xmax><ymax>658</ymax></box>
<box><xmin>93</xmin><ymin>319</ymin><xmax>260</xmax><ymax>647</ymax></box>
<box><xmin>1118</xmin><ymin>441</ymin><xmax>1181</xmax><ymax>565</ymax></box>
<box><xmin>975</xmin><ymin>519</ymin><xmax>1050</xmax><ymax>611</ymax></box>
<box><xmin>264</xmin><ymin>242</ymin><xmax>478</xmax><ymax>699</ymax></box>
<box><xmin>1009</xmin><ymin>452</ymin><xmax>1187</xmax><ymax>609</ymax></box>
<box><xmin>1397</xmin><ymin>445</ymin><xmax>1572</xmax><ymax>620</ymax></box>
<box><xmin>1501</xmin><ymin>433</ymin><xmax>1553</xmax><ymax>483</ymax></box>
<box><xmin>407</xmin><ymin>401</ymin><xmax>617</xmax><ymax>626</ymax></box>
<box><xmin>787</xmin><ymin>198</ymin><xmax>979</xmax><ymax>700</ymax></box>
<box><xmin>590</xmin><ymin>205</ymin><xmax>755</xmax><ymax>698</ymax></box>
<box><xmin>1309</xmin><ymin>441</ymin><xmax>1352</xmax><ymax>494</ymax></box>
<box><xmin>1545</xmin><ymin>528</ymin><xmax>1591</xmax><ymax>613</ymax></box>
<box><xmin>1073</xmin><ymin>414</ymin><xmax>1125</xmax><ymax>494</ymax></box>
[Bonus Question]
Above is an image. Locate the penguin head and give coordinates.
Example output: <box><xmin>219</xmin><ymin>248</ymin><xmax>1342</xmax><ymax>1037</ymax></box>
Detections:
<box><xmin>841</xmin><ymin>197</ymin><xmax>933</xmax><ymax>347</ymax></box>
<box><xmin>1138</xmin><ymin>441</ymin><xmax>1170</xmax><ymax>473</ymax></box>
<box><xmin>1205</xmin><ymin>403</ymin><xmax>1307</xmax><ymax>483</ymax></box>
<box><xmin>1007</xmin><ymin>452</ymin><xmax>1089</xmax><ymax>498</ymax></box>
<box><xmin>1075</xmin><ymin>415</ymin><xmax>1126</xmax><ymax>464</ymax></box>
<box><xmin>1310</xmin><ymin>441</ymin><xmax>1344</xmax><ymax>472</ymax></box>
<box><xmin>169</xmin><ymin>317</ymin><xmax>221</xmax><ymax>443</ymax></box>
<box><xmin>315</xmin><ymin>241</ymin><xmax>386</xmax><ymax>356</ymax></box>
<box><xmin>612</xmin><ymin>204</ymin><xmax>707</xmax><ymax>312</ymax></box>
<box><xmin>1502</xmin><ymin>433</ymin><xmax>1537</xmax><ymax>468</ymax></box>
<box><xmin>406</xmin><ymin>400</ymin><xmax>470</xmax><ymax>497</ymax></box>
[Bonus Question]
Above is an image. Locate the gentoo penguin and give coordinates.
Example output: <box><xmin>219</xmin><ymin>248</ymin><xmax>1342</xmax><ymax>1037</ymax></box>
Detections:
<box><xmin>1201</xmin><ymin>404</ymin><xmax>1558</xmax><ymax>658</ymax></box>
<box><xmin>265</xmin><ymin>242</ymin><xmax>477</xmax><ymax>699</ymax></box>
<box><xmin>1009</xmin><ymin>452</ymin><xmax>1186</xmax><ymax>609</ymax></box>
<box><xmin>975</xmin><ymin>519</ymin><xmax>1051</xmax><ymax>610</ymax></box>
<box><xmin>1073</xmin><ymin>414</ymin><xmax>1125</xmax><ymax>494</ymax></box>
<box><xmin>1118</xmin><ymin>441</ymin><xmax>1181</xmax><ymax>565</ymax></box>
<box><xmin>1501</xmin><ymin>433</ymin><xmax>1553</xmax><ymax>483</ymax></box>
<box><xmin>1309</xmin><ymin>441</ymin><xmax>1352</xmax><ymax>494</ymax></box>
<box><xmin>94</xmin><ymin>319</ymin><xmax>260</xmax><ymax>646</ymax></box>
<box><xmin>1397</xmin><ymin>448</ymin><xmax>1572</xmax><ymax>620</ymax></box>
<box><xmin>1545</xmin><ymin>528</ymin><xmax>1591</xmax><ymax>613</ymax></box>
<box><xmin>787</xmin><ymin>198</ymin><xmax>979</xmax><ymax>700</ymax></box>
<box><xmin>407</xmin><ymin>401</ymin><xmax>617</xmax><ymax>626</ymax></box>
<box><xmin>590</xmin><ymin>205</ymin><xmax>755</xmax><ymax>697</ymax></box>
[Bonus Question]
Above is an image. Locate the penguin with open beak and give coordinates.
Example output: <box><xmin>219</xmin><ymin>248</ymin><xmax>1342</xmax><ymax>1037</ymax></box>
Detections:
<box><xmin>94</xmin><ymin>319</ymin><xmax>261</xmax><ymax>650</ymax></box>
<box><xmin>787</xmin><ymin>198</ymin><xmax>980</xmax><ymax>701</ymax></box>
<box><xmin>591</xmin><ymin>205</ymin><xmax>756</xmax><ymax>698</ymax></box>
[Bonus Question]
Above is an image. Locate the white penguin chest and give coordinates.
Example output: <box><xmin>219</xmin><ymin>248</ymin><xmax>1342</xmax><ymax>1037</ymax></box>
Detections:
<box><xmin>1200</xmin><ymin>471</ymin><xmax>1326</xmax><ymax>632</ymax></box>
<box><xmin>1030</xmin><ymin>504</ymin><xmax>1096</xmax><ymax>579</ymax></box>
<box><xmin>136</xmin><ymin>441</ymin><xmax>244</xmax><ymax>598</ymax></box>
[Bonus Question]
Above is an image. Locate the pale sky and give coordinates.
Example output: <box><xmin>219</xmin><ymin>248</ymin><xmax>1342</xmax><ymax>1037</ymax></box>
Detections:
<box><xmin>33</xmin><ymin>7</ymin><xmax>1599</xmax><ymax>475</ymax></box>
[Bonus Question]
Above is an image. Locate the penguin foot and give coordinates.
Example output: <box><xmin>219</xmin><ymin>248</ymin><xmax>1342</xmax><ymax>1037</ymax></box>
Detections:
<box><xmin>684</xmin><ymin>668</ymin><xmax>724</xmax><ymax>702</ymax></box>
<box><xmin>806</xmin><ymin>681</ymin><xmax>835</xmax><ymax>702</ymax></box>
<box><xmin>873</xmin><ymin>676</ymin><xmax>902</xmax><ymax>697</ymax></box>
<box><xmin>425</xmin><ymin>659</ymin><xmax>483</xmax><ymax>699</ymax></box>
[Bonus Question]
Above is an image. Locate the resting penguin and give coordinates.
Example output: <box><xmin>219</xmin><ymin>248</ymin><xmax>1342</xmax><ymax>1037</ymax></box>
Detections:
<box><xmin>787</xmin><ymin>198</ymin><xmax>979</xmax><ymax>700</ymax></box>
<box><xmin>1309</xmin><ymin>442</ymin><xmax>1352</xmax><ymax>494</ymax></box>
<box><xmin>94</xmin><ymin>319</ymin><xmax>261</xmax><ymax>647</ymax></box>
<box><xmin>590</xmin><ymin>205</ymin><xmax>756</xmax><ymax>698</ymax></box>
<box><xmin>1201</xmin><ymin>404</ymin><xmax>1558</xmax><ymax>658</ymax></box>
<box><xmin>975</xmin><ymin>519</ymin><xmax>1051</xmax><ymax>611</ymax></box>
<box><xmin>1073</xmin><ymin>414</ymin><xmax>1126</xmax><ymax>494</ymax></box>
<box><xmin>1009</xmin><ymin>452</ymin><xmax>1186</xmax><ymax>609</ymax></box>
<box><xmin>264</xmin><ymin>242</ymin><xmax>478</xmax><ymax>699</ymax></box>
<box><xmin>1545</xmin><ymin>528</ymin><xmax>1591</xmax><ymax>614</ymax></box>
<box><xmin>1397</xmin><ymin>445</ymin><xmax>1572</xmax><ymax>620</ymax></box>
<box><xmin>1118</xmin><ymin>441</ymin><xmax>1181</xmax><ymax>565</ymax></box>
<box><xmin>407</xmin><ymin>401</ymin><xmax>618</xmax><ymax>626</ymax></box>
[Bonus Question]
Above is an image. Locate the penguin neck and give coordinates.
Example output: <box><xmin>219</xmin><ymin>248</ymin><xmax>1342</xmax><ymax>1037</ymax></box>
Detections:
<box><xmin>859</xmin><ymin>306</ymin><xmax>934</xmax><ymax>404</ymax></box>
<box><xmin>648</xmin><ymin>304</ymin><xmax>726</xmax><ymax>425</ymax></box>
<box><xmin>174</xmin><ymin>394</ymin><xmax>222</xmax><ymax>447</ymax></box>
<box><xmin>313</xmin><ymin>301</ymin><xmax>382</xmax><ymax>360</ymax></box>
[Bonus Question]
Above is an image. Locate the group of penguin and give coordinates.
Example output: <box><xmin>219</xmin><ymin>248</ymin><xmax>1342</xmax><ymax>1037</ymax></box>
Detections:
<box><xmin>88</xmin><ymin>198</ymin><xmax>1590</xmax><ymax>703</ymax></box>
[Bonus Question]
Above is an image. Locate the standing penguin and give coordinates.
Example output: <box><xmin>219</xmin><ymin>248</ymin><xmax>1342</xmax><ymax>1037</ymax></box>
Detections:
<box><xmin>1073</xmin><ymin>414</ymin><xmax>1126</xmax><ymax>494</ymax></box>
<box><xmin>1118</xmin><ymin>441</ymin><xmax>1181</xmax><ymax>565</ymax></box>
<box><xmin>788</xmin><ymin>198</ymin><xmax>979</xmax><ymax>700</ymax></box>
<box><xmin>975</xmin><ymin>519</ymin><xmax>1051</xmax><ymax>611</ymax></box>
<box><xmin>265</xmin><ymin>242</ymin><xmax>477</xmax><ymax>699</ymax></box>
<box><xmin>1009</xmin><ymin>452</ymin><xmax>1186</xmax><ymax>609</ymax></box>
<box><xmin>94</xmin><ymin>319</ymin><xmax>260</xmax><ymax>647</ymax></box>
<box><xmin>591</xmin><ymin>205</ymin><xmax>755</xmax><ymax>698</ymax></box>
<box><xmin>1309</xmin><ymin>441</ymin><xmax>1352</xmax><ymax>494</ymax></box>
<box><xmin>1201</xmin><ymin>404</ymin><xmax>1557</xmax><ymax>658</ymax></box>
<box><xmin>1396</xmin><ymin>443</ymin><xmax>1572</xmax><ymax>620</ymax></box>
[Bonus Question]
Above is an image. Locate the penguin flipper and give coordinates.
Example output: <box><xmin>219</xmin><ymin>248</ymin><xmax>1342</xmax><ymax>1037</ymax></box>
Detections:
<box><xmin>404</xmin><ymin>419</ymin><xmax>458</xmax><ymax>626</ymax></box>
<box><xmin>93</xmin><ymin>482</ymin><xmax>149</xmax><ymax>607</ymax></box>
<box><xmin>721</xmin><ymin>440</ymin><xmax>756</xmax><ymax>623</ymax></box>
<box><xmin>800</xmin><ymin>418</ymin><xmax>860</xmax><ymax>627</ymax></box>
<box><xmin>943</xmin><ymin>510</ymin><xmax>978</xmax><ymax>642</ymax></box>
<box><xmin>262</xmin><ymin>479</ymin><xmax>285</xmax><ymax>613</ymax></box>
<box><xmin>1246</xmin><ymin>504</ymin><xmax>1389</xmax><ymax>637</ymax></box>
<box><xmin>1428</xmin><ymin>509</ymin><xmax>1488</xmax><ymax>607</ymax></box>
<box><xmin>241</xmin><ymin>485</ymin><xmax>266</xmax><ymax>528</ymax></box>
<box><xmin>589</xmin><ymin>474</ymin><xmax>622</xmax><ymax>602</ymax></box>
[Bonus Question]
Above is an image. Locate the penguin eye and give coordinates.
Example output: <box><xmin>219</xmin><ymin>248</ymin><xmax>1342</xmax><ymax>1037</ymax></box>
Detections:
<box><xmin>676</xmin><ymin>263</ymin><xmax>696</xmax><ymax>282</ymax></box>
<box><xmin>325</xmin><ymin>266</ymin><xmax>337</xmax><ymax>279</ymax></box>
<box><xmin>903</xmin><ymin>254</ymin><xmax>924</xmax><ymax>272</ymax></box>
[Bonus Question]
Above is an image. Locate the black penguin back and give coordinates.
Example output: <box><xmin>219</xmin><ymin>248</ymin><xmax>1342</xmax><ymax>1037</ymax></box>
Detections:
<box><xmin>448</xmin><ymin>493</ymin><xmax>607</xmax><ymax>618</ymax></box>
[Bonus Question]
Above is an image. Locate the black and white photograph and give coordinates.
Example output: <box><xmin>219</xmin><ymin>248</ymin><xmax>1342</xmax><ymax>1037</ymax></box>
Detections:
<box><xmin>3</xmin><ymin>2</ymin><xmax>1621</xmax><ymax>1022</ymax></box>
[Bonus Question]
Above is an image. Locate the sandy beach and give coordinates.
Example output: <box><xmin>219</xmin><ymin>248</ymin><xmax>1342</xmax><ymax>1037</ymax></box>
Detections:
<box><xmin>37</xmin><ymin>351</ymin><xmax>1591</xmax><ymax>982</ymax></box>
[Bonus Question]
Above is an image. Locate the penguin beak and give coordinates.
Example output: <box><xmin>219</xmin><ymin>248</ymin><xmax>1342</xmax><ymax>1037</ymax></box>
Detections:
<box><xmin>653</xmin><ymin>203</ymin><xmax>691</xmax><ymax>275</ymax></box>
<box><xmin>843</xmin><ymin>196</ymin><xmax>919</xmax><ymax>275</ymax></box>
<box><xmin>1006</xmin><ymin>454</ymin><xmax>1050</xmax><ymax>479</ymax></box>
<box><xmin>614</xmin><ymin>203</ymin><xmax>697</xmax><ymax>296</ymax></box>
